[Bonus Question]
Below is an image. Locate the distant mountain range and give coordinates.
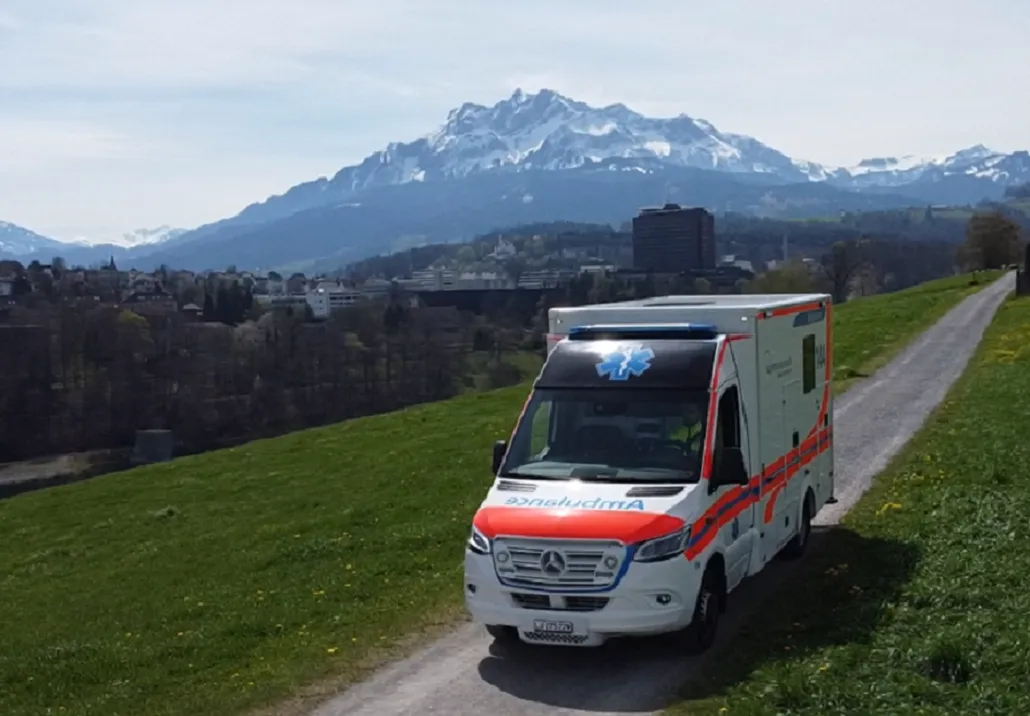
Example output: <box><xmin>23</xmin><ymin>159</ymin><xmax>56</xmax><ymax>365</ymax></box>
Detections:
<box><xmin>4</xmin><ymin>88</ymin><xmax>1029</xmax><ymax>271</ymax></box>
<box><xmin>0</xmin><ymin>222</ymin><xmax>188</xmax><ymax>266</ymax></box>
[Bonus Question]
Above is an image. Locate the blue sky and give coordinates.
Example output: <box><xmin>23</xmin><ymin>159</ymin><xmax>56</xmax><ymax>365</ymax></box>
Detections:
<box><xmin>1</xmin><ymin>0</ymin><xmax>1027</xmax><ymax>243</ymax></box>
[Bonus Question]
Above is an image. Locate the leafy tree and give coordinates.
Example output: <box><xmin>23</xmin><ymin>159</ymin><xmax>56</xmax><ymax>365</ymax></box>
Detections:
<box><xmin>961</xmin><ymin>212</ymin><xmax>1022</xmax><ymax>270</ymax></box>
<box><xmin>748</xmin><ymin>261</ymin><xmax>817</xmax><ymax>294</ymax></box>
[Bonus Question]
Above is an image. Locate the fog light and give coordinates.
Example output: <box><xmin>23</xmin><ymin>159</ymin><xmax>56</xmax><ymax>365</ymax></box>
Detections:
<box><xmin>496</xmin><ymin>551</ymin><xmax>510</xmax><ymax>563</ymax></box>
<box><xmin>655</xmin><ymin>593</ymin><xmax>672</xmax><ymax>605</ymax></box>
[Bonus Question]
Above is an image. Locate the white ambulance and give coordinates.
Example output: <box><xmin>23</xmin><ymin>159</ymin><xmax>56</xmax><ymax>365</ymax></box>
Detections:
<box><xmin>463</xmin><ymin>293</ymin><xmax>836</xmax><ymax>650</ymax></box>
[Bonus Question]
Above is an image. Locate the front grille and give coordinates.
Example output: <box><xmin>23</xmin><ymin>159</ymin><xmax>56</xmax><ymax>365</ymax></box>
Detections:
<box><xmin>511</xmin><ymin>593</ymin><xmax>550</xmax><ymax>609</ymax></box>
<box><xmin>522</xmin><ymin>631</ymin><xmax>591</xmax><ymax>645</ymax></box>
<box><xmin>493</xmin><ymin>537</ymin><xmax>625</xmax><ymax>589</ymax></box>
<box><xmin>510</xmin><ymin>593</ymin><xmax>610</xmax><ymax>612</ymax></box>
<box><xmin>565</xmin><ymin>596</ymin><xmax>609</xmax><ymax>612</ymax></box>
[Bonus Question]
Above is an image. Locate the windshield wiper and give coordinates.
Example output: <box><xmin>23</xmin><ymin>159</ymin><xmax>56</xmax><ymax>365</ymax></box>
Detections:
<box><xmin>499</xmin><ymin>470</ymin><xmax>567</xmax><ymax>481</ymax></box>
<box><xmin>574</xmin><ymin>474</ymin><xmax>697</xmax><ymax>485</ymax></box>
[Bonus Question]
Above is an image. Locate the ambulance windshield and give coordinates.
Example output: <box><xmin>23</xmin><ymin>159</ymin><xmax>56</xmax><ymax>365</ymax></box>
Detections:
<box><xmin>501</xmin><ymin>387</ymin><xmax>709</xmax><ymax>483</ymax></box>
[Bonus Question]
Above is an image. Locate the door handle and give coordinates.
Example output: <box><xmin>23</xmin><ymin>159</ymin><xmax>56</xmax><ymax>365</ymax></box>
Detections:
<box><xmin>705</xmin><ymin>517</ymin><xmax>715</xmax><ymax>526</ymax></box>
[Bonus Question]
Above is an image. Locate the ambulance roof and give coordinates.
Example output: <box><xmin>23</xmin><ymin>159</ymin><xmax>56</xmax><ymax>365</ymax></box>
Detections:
<box><xmin>559</xmin><ymin>293</ymin><xmax>829</xmax><ymax>312</ymax></box>
<box><xmin>548</xmin><ymin>293</ymin><xmax>830</xmax><ymax>337</ymax></box>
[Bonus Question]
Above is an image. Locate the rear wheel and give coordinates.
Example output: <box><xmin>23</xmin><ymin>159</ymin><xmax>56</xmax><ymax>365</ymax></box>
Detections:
<box><xmin>782</xmin><ymin>491</ymin><xmax>814</xmax><ymax>560</ymax></box>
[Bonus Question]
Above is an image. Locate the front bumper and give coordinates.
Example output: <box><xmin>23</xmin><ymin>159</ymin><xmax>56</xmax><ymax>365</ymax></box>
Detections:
<box><xmin>463</xmin><ymin>550</ymin><xmax>701</xmax><ymax>646</ymax></box>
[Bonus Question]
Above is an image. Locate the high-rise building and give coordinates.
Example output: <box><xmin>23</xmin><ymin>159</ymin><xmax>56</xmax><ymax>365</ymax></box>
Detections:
<box><xmin>631</xmin><ymin>204</ymin><xmax>716</xmax><ymax>272</ymax></box>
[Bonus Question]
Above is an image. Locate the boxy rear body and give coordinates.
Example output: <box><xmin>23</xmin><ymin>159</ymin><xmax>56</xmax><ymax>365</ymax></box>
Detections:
<box><xmin>464</xmin><ymin>293</ymin><xmax>834</xmax><ymax>647</ymax></box>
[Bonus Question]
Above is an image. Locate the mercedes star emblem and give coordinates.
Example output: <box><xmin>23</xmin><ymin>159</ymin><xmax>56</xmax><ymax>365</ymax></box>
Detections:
<box><xmin>540</xmin><ymin>550</ymin><xmax>566</xmax><ymax>575</ymax></box>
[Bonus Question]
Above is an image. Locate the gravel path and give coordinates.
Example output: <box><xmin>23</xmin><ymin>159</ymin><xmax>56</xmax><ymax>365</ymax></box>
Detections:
<box><xmin>310</xmin><ymin>273</ymin><xmax>1014</xmax><ymax>716</ymax></box>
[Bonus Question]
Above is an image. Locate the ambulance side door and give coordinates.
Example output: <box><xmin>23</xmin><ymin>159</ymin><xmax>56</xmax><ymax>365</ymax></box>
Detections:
<box><xmin>711</xmin><ymin>381</ymin><xmax>754</xmax><ymax>590</ymax></box>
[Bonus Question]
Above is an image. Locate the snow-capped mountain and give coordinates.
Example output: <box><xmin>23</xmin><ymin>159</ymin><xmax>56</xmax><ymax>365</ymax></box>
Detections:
<box><xmin>329</xmin><ymin>88</ymin><xmax>816</xmax><ymax>190</ymax></box>
<box><xmin>69</xmin><ymin>226</ymin><xmax>188</xmax><ymax>249</ymax></box>
<box><xmin>0</xmin><ymin>221</ymin><xmax>191</xmax><ymax>264</ymax></box>
<box><xmin>837</xmin><ymin>144</ymin><xmax>1030</xmax><ymax>190</ymax></box>
<box><xmin>222</xmin><ymin>88</ymin><xmax>1028</xmax><ymax>230</ymax></box>
<box><xmin>113</xmin><ymin>226</ymin><xmax>187</xmax><ymax>248</ymax></box>
<box><xmin>48</xmin><ymin>87</ymin><xmax>1030</xmax><ymax>272</ymax></box>
<box><xmin>324</xmin><ymin>89</ymin><xmax>1029</xmax><ymax>192</ymax></box>
<box><xmin>0</xmin><ymin>221</ymin><xmax>68</xmax><ymax>257</ymax></box>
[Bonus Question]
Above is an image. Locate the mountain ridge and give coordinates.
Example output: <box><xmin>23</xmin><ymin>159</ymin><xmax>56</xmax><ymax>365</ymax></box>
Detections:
<box><xmin>5</xmin><ymin>88</ymin><xmax>1028</xmax><ymax>270</ymax></box>
<box><xmin>173</xmin><ymin>88</ymin><xmax>1028</xmax><ymax>246</ymax></box>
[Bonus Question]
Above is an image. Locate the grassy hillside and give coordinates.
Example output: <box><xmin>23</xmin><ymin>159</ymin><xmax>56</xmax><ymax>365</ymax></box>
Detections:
<box><xmin>831</xmin><ymin>271</ymin><xmax>1003</xmax><ymax>392</ymax></box>
<box><xmin>0</xmin><ymin>272</ymin><xmax>1003</xmax><ymax>716</ymax></box>
<box><xmin>667</xmin><ymin>290</ymin><xmax>1030</xmax><ymax>716</ymax></box>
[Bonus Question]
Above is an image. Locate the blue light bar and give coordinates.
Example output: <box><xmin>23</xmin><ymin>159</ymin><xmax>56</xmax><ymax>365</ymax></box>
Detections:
<box><xmin>567</xmin><ymin>323</ymin><xmax>719</xmax><ymax>340</ymax></box>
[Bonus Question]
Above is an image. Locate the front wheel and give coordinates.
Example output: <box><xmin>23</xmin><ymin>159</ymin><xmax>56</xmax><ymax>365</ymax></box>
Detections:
<box><xmin>681</xmin><ymin>568</ymin><xmax>722</xmax><ymax>653</ymax></box>
<box><xmin>485</xmin><ymin>624</ymin><xmax>519</xmax><ymax>644</ymax></box>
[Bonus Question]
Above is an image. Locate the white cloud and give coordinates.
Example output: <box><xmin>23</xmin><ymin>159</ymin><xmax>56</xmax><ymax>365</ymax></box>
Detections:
<box><xmin>1</xmin><ymin>0</ymin><xmax>1028</xmax><ymax>241</ymax></box>
<box><xmin>0</xmin><ymin>118</ymin><xmax>179</xmax><ymax>169</ymax></box>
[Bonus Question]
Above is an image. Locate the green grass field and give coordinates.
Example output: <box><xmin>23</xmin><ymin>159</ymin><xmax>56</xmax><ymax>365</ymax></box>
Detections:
<box><xmin>0</xmin><ymin>272</ymin><xmax>1004</xmax><ymax>716</ymax></box>
<box><xmin>667</xmin><ymin>294</ymin><xmax>1030</xmax><ymax>716</ymax></box>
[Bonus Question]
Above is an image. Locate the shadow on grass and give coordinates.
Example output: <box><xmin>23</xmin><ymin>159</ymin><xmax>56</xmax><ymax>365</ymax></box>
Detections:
<box><xmin>473</xmin><ymin>526</ymin><xmax>920</xmax><ymax>713</ymax></box>
<box><xmin>679</xmin><ymin>525</ymin><xmax>922</xmax><ymax>705</ymax></box>
<box><xmin>835</xmin><ymin>367</ymin><xmax>870</xmax><ymax>382</ymax></box>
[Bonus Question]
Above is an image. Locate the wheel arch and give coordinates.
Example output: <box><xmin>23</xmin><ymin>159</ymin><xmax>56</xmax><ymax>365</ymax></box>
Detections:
<box><xmin>703</xmin><ymin>552</ymin><xmax>729</xmax><ymax>613</ymax></box>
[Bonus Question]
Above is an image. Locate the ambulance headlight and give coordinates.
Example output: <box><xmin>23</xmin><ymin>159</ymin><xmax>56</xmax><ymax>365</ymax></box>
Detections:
<box><xmin>633</xmin><ymin>526</ymin><xmax>691</xmax><ymax>563</ymax></box>
<box><xmin>467</xmin><ymin>525</ymin><xmax>491</xmax><ymax>555</ymax></box>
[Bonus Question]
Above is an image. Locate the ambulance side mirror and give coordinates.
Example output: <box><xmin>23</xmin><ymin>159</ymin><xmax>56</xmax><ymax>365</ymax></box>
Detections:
<box><xmin>713</xmin><ymin>447</ymin><xmax>748</xmax><ymax>488</ymax></box>
<box><xmin>492</xmin><ymin>440</ymin><xmax>508</xmax><ymax>474</ymax></box>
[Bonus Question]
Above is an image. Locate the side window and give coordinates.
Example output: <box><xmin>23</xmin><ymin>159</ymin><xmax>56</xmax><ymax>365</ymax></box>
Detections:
<box><xmin>529</xmin><ymin>402</ymin><xmax>552</xmax><ymax>456</ymax></box>
<box><xmin>802</xmin><ymin>333</ymin><xmax>816</xmax><ymax>394</ymax></box>
<box><xmin>716</xmin><ymin>386</ymin><xmax>741</xmax><ymax>451</ymax></box>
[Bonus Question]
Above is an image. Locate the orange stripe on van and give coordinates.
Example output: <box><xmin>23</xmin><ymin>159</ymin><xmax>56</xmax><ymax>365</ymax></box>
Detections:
<box><xmin>700</xmin><ymin>333</ymin><xmax>751</xmax><ymax>481</ymax></box>
<box><xmin>699</xmin><ymin>340</ymin><xmax>729</xmax><ymax>481</ymax></box>
<box><xmin>686</xmin><ymin>425</ymin><xmax>834</xmax><ymax>557</ymax></box>
<box><xmin>755</xmin><ymin>300</ymin><xmax>825</xmax><ymax>320</ymax></box>
<box><xmin>473</xmin><ymin>506</ymin><xmax>685</xmax><ymax>544</ymax></box>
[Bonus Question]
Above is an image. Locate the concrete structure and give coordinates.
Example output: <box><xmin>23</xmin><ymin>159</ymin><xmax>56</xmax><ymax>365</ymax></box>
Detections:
<box><xmin>410</xmin><ymin>268</ymin><xmax>514</xmax><ymax>291</ymax></box>
<box><xmin>632</xmin><ymin>203</ymin><xmax>716</xmax><ymax>272</ymax></box>
<box><xmin>306</xmin><ymin>284</ymin><xmax>361</xmax><ymax>319</ymax></box>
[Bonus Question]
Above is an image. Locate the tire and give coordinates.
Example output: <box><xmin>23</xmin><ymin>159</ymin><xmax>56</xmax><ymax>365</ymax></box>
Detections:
<box><xmin>781</xmin><ymin>491</ymin><xmax>814</xmax><ymax>560</ymax></box>
<box><xmin>485</xmin><ymin>624</ymin><xmax>519</xmax><ymax>644</ymax></box>
<box><xmin>682</xmin><ymin>567</ymin><xmax>722</xmax><ymax>654</ymax></box>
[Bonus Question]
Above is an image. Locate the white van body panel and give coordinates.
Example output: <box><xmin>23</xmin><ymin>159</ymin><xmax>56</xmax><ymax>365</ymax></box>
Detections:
<box><xmin>466</xmin><ymin>293</ymin><xmax>834</xmax><ymax>646</ymax></box>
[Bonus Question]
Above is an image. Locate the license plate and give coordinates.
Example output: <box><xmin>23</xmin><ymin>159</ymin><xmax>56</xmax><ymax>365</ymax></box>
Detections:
<box><xmin>532</xmin><ymin>619</ymin><xmax>574</xmax><ymax>634</ymax></box>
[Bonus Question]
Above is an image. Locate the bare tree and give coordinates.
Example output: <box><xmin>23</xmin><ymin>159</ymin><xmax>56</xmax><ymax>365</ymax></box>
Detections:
<box><xmin>818</xmin><ymin>240</ymin><xmax>867</xmax><ymax>304</ymax></box>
